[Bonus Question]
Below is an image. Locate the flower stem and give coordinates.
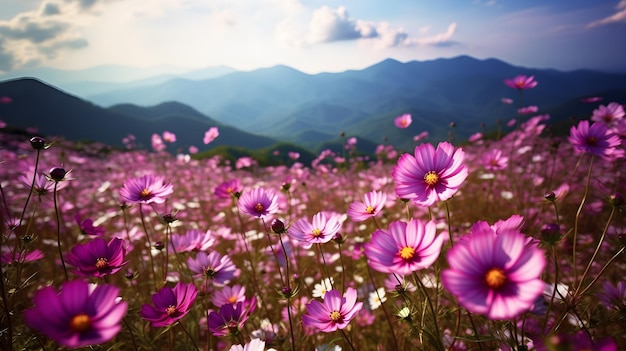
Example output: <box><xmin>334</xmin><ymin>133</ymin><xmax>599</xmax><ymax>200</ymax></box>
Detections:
<box><xmin>53</xmin><ymin>182</ymin><xmax>69</xmax><ymax>281</ymax></box>
<box><xmin>572</xmin><ymin>155</ymin><xmax>594</xmax><ymax>284</ymax></box>
<box><xmin>339</xmin><ymin>328</ymin><xmax>357</xmax><ymax>351</ymax></box>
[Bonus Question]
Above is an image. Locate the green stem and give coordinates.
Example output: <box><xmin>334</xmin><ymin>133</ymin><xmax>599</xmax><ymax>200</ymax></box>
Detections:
<box><xmin>572</xmin><ymin>155</ymin><xmax>594</xmax><ymax>284</ymax></box>
<box><xmin>53</xmin><ymin>182</ymin><xmax>69</xmax><ymax>281</ymax></box>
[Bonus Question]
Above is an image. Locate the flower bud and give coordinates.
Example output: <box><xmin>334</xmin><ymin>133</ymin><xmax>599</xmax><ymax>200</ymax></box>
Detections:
<box><xmin>540</xmin><ymin>223</ymin><xmax>561</xmax><ymax>245</ymax></box>
<box><xmin>271</xmin><ymin>219</ymin><xmax>286</xmax><ymax>234</ymax></box>
<box><xmin>544</xmin><ymin>191</ymin><xmax>556</xmax><ymax>202</ymax></box>
<box><xmin>154</xmin><ymin>241</ymin><xmax>165</xmax><ymax>251</ymax></box>
<box><xmin>609</xmin><ymin>192</ymin><xmax>624</xmax><ymax>208</ymax></box>
<box><xmin>29</xmin><ymin>136</ymin><xmax>46</xmax><ymax>150</ymax></box>
<box><xmin>48</xmin><ymin>167</ymin><xmax>67</xmax><ymax>182</ymax></box>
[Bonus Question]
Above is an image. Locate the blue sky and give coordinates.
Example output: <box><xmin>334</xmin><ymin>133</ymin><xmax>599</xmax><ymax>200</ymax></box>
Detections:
<box><xmin>1</xmin><ymin>0</ymin><xmax>625</xmax><ymax>79</ymax></box>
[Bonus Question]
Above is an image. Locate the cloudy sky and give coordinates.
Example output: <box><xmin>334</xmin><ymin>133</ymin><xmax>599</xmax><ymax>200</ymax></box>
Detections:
<box><xmin>1</xmin><ymin>0</ymin><xmax>626</xmax><ymax>79</ymax></box>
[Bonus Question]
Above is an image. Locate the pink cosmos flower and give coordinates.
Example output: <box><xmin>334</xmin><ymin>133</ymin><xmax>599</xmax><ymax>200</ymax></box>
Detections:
<box><xmin>482</xmin><ymin>149</ymin><xmax>509</xmax><ymax>171</ymax></box>
<box><xmin>392</xmin><ymin>142</ymin><xmax>468</xmax><ymax>207</ymax></box>
<box><xmin>214</xmin><ymin>179</ymin><xmax>242</xmax><ymax>199</ymax></box>
<box><xmin>237</xmin><ymin>187</ymin><xmax>279</xmax><ymax>218</ymax></box>
<box><xmin>517</xmin><ymin>105</ymin><xmax>538</xmax><ymax>115</ymax></box>
<box><xmin>208</xmin><ymin>297</ymin><xmax>257</xmax><ymax>336</ymax></box>
<box><xmin>120</xmin><ymin>174</ymin><xmax>174</xmax><ymax>204</ymax></box>
<box><xmin>568</xmin><ymin>120</ymin><xmax>621</xmax><ymax>160</ymax></box>
<box><xmin>212</xmin><ymin>284</ymin><xmax>247</xmax><ymax>307</ymax></box>
<box><xmin>188</xmin><ymin>145</ymin><xmax>198</xmax><ymax>154</ymax></box>
<box><xmin>288</xmin><ymin>151</ymin><xmax>300</xmax><ymax>160</ymax></box>
<box><xmin>169</xmin><ymin>229</ymin><xmax>215</xmax><ymax>253</ymax></box>
<box><xmin>302</xmin><ymin>287</ymin><xmax>363</xmax><ymax>332</ymax></box>
<box><xmin>75</xmin><ymin>213</ymin><xmax>105</xmax><ymax>236</ymax></box>
<box><xmin>140</xmin><ymin>282</ymin><xmax>198</xmax><ymax>327</ymax></box>
<box><xmin>596</xmin><ymin>281</ymin><xmax>626</xmax><ymax>311</ymax></box>
<box><xmin>288</xmin><ymin>212</ymin><xmax>342</xmax><ymax>248</ymax></box>
<box><xmin>468</xmin><ymin>132</ymin><xmax>483</xmax><ymax>143</ymax></box>
<box><xmin>204</xmin><ymin>127</ymin><xmax>219</xmax><ymax>144</ymax></box>
<box><xmin>413</xmin><ymin>131</ymin><xmax>429</xmax><ymax>142</ymax></box>
<box><xmin>66</xmin><ymin>237</ymin><xmax>127</xmax><ymax>278</ymax></box>
<box><xmin>364</xmin><ymin>219</ymin><xmax>445</xmax><ymax>275</ymax></box>
<box><xmin>151</xmin><ymin>133</ymin><xmax>166</xmax><ymax>152</ymax></box>
<box><xmin>504</xmin><ymin>75</ymin><xmax>538</xmax><ymax>90</ymax></box>
<box><xmin>187</xmin><ymin>251</ymin><xmax>238</xmax><ymax>285</ymax></box>
<box><xmin>441</xmin><ymin>222</ymin><xmax>546</xmax><ymax>320</ymax></box>
<box><xmin>501</xmin><ymin>97</ymin><xmax>514</xmax><ymax>104</ymax></box>
<box><xmin>591</xmin><ymin>102</ymin><xmax>625</xmax><ymax>129</ymax></box>
<box><xmin>1</xmin><ymin>249</ymin><xmax>44</xmax><ymax>264</ymax></box>
<box><xmin>162</xmin><ymin>131</ymin><xmax>176</xmax><ymax>143</ymax></box>
<box><xmin>394</xmin><ymin>113</ymin><xmax>412</xmax><ymax>128</ymax></box>
<box><xmin>229</xmin><ymin>339</ymin><xmax>266</xmax><ymax>351</ymax></box>
<box><xmin>23</xmin><ymin>280</ymin><xmax>127</xmax><ymax>348</ymax></box>
<box><xmin>346</xmin><ymin>190</ymin><xmax>387</xmax><ymax>222</ymax></box>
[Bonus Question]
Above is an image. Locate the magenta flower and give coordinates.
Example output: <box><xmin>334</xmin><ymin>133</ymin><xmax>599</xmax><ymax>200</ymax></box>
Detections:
<box><xmin>1</xmin><ymin>249</ymin><xmax>44</xmax><ymax>264</ymax></box>
<box><xmin>596</xmin><ymin>281</ymin><xmax>626</xmax><ymax>311</ymax></box>
<box><xmin>66</xmin><ymin>237</ymin><xmax>127</xmax><ymax>278</ymax></box>
<box><xmin>288</xmin><ymin>212</ymin><xmax>342</xmax><ymax>248</ymax></box>
<box><xmin>204</xmin><ymin>126</ymin><xmax>219</xmax><ymax>144</ymax></box>
<box><xmin>392</xmin><ymin>141</ymin><xmax>468</xmax><ymax>207</ymax></box>
<box><xmin>482</xmin><ymin>149</ymin><xmax>509</xmax><ymax>171</ymax></box>
<box><xmin>504</xmin><ymin>75</ymin><xmax>538</xmax><ymax>90</ymax></box>
<box><xmin>120</xmin><ymin>174</ymin><xmax>174</xmax><ymax>204</ymax></box>
<box><xmin>75</xmin><ymin>213</ymin><xmax>105</xmax><ymax>236</ymax></box>
<box><xmin>441</xmin><ymin>222</ymin><xmax>546</xmax><ymax>320</ymax></box>
<box><xmin>208</xmin><ymin>297</ymin><xmax>257</xmax><ymax>336</ymax></box>
<box><xmin>214</xmin><ymin>179</ymin><xmax>242</xmax><ymax>199</ymax></box>
<box><xmin>187</xmin><ymin>251</ymin><xmax>238</xmax><ymax>285</ymax></box>
<box><xmin>568</xmin><ymin>120</ymin><xmax>621</xmax><ymax>160</ymax></box>
<box><xmin>591</xmin><ymin>102</ymin><xmax>624</xmax><ymax>129</ymax></box>
<box><xmin>302</xmin><ymin>287</ymin><xmax>363</xmax><ymax>332</ymax></box>
<box><xmin>517</xmin><ymin>105</ymin><xmax>539</xmax><ymax>115</ymax></box>
<box><xmin>347</xmin><ymin>190</ymin><xmax>387</xmax><ymax>222</ymax></box>
<box><xmin>162</xmin><ymin>131</ymin><xmax>176</xmax><ymax>143</ymax></box>
<box><xmin>212</xmin><ymin>284</ymin><xmax>247</xmax><ymax>307</ymax></box>
<box><xmin>394</xmin><ymin>113</ymin><xmax>412</xmax><ymax>128</ymax></box>
<box><xmin>151</xmin><ymin>133</ymin><xmax>166</xmax><ymax>152</ymax></box>
<box><xmin>364</xmin><ymin>219</ymin><xmax>445</xmax><ymax>275</ymax></box>
<box><xmin>23</xmin><ymin>280</ymin><xmax>127</xmax><ymax>348</ymax></box>
<box><xmin>237</xmin><ymin>187</ymin><xmax>279</xmax><ymax>218</ymax></box>
<box><xmin>170</xmin><ymin>229</ymin><xmax>215</xmax><ymax>253</ymax></box>
<box><xmin>140</xmin><ymin>282</ymin><xmax>198</xmax><ymax>327</ymax></box>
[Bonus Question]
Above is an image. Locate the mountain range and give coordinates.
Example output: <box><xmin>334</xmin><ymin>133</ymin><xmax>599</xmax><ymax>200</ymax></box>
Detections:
<box><xmin>1</xmin><ymin>55</ymin><xmax>625</xmax><ymax>154</ymax></box>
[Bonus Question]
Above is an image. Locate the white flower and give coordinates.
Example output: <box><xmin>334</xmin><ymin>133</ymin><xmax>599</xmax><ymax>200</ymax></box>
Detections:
<box><xmin>368</xmin><ymin>287</ymin><xmax>387</xmax><ymax>310</ymax></box>
<box><xmin>312</xmin><ymin>277</ymin><xmax>334</xmax><ymax>298</ymax></box>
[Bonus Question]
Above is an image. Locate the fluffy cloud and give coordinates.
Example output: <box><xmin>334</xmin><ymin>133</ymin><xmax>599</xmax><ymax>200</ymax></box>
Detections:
<box><xmin>587</xmin><ymin>0</ymin><xmax>626</xmax><ymax>28</ymax></box>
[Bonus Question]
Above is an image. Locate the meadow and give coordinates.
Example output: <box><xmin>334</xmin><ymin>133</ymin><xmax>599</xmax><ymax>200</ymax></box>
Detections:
<box><xmin>0</xmin><ymin>76</ymin><xmax>624</xmax><ymax>350</ymax></box>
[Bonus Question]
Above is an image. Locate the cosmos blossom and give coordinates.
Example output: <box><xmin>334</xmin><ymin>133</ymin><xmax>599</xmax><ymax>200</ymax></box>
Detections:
<box><xmin>441</xmin><ymin>222</ymin><xmax>546</xmax><ymax>320</ymax></box>
<box><xmin>504</xmin><ymin>75</ymin><xmax>538</xmax><ymax>90</ymax></box>
<box><xmin>364</xmin><ymin>219</ymin><xmax>445</xmax><ymax>275</ymax></box>
<box><xmin>140</xmin><ymin>282</ymin><xmax>198</xmax><ymax>327</ymax></box>
<box><xmin>212</xmin><ymin>284</ymin><xmax>247</xmax><ymax>307</ymax></box>
<box><xmin>302</xmin><ymin>287</ymin><xmax>363</xmax><ymax>333</ymax></box>
<box><xmin>346</xmin><ymin>190</ymin><xmax>387</xmax><ymax>222</ymax></box>
<box><xmin>214</xmin><ymin>179</ymin><xmax>242</xmax><ymax>199</ymax></box>
<box><xmin>23</xmin><ymin>280</ymin><xmax>127</xmax><ymax>348</ymax></box>
<box><xmin>208</xmin><ymin>297</ymin><xmax>257</xmax><ymax>337</ymax></box>
<box><xmin>568</xmin><ymin>120</ymin><xmax>621</xmax><ymax>160</ymax></box>
<box><xmin>591</xmin><ymin>102</ymin><xmax>624</xmax><ymax>129</ymax></box>
<box><xmin>66</xmin><ymin>237</ymin><xmax>127</xmax><ymax>278</ymax></box>
<box><xmin>394</xmin><ymin>113</ymin><xmax>412</xmax><ymax>128</ymax></box>
<box><xmin>229</xmin><ymin>338</ymin><xmax>266</xmax><ymax>351</ymax></box>
<box><xmin>392</xmin><ymin>141</ymin><xmax>468</xmax><ymax>207</ymax></box>
<box><xmin>288</xmin><ymin>212</ymin><xmax>342</xmax><ymax>248</ymax></box>
<box><xmin>237</xmin><ymin>187</ymin><xmax>279</xmax><ymax>218</ymax></box>
<box><xmin>204</xmin><ymin>127</ymin><xmax>220</xmax><ymax>144</ymax></box>
<box><xmin>482</xmin><ymin>149</ymin><xmax>509</xmax><ymax>171</ymax></box>
<box><xmin>75</xmin><ymin>213</ymin><xmax>105</xmax><ymax>236</ymax></box>
<box><xmin>187</xmin><ymin>251</ymin><xmax>238</xmax><ymax>285</ymax></box>
<box><xmin>169</xmin><ymin>229</ymin><xmax>215</xmax><ymax>253</ymax></box>
<box><xmin>119</xmin><ymin>174</ymin><xmax>174</xmax><ymax>204</ymax></box>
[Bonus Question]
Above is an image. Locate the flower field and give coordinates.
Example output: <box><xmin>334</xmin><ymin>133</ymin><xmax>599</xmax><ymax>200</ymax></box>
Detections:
<box><xmin>1</xmin><ymin>77</ymin><xmax>625</xmax><ymax>350</ymax></box>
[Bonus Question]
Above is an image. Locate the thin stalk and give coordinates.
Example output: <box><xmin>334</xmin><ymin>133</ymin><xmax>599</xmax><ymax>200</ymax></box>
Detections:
<box><xmin>15</xmin><ymin>149</ymin><xmax>41</xmax><ymax>240</ymax></box>
<box><xmin>578</xmin><ymin>246</ymin><xmax>624</xmax><ymax>297</ymax></box>
<box><xmin>178</xmin><ymin>321</ymin><xmax>200</xmax><ymax>351</ymax></box>
<box><xmin>572</xmin><ymin>155</ymin><xmax>594</xmax><ymax>284</ymax></box>
<box><xmin>138</xmin><ymin>204</ymin><xmax>157</xmax><ymax>282</ymax></box>
<box><xmin>278</xmin><ymin>235</ymin><xmax>296</xmax><ymax>351</ymax></box>
<box><xmin>575</xmin><ymin>206</ymin><xmax>615</xmax><ymax>296</ymax></box>
<box><xmin>316</xmin><ymin>244</ymin><xmax>334</xmax><ymax>290</ymax></box>
<box><xmin>365</xmin><ymin>264</ymin><xmax>399</xmax><ymax>350</ymax></box>
<box><xmin>123</xmin><ymin>318</ymin><xmax>139</xmax><ymax>351</ymax></box>
<box><xmin>53</xmin><ymin>182</ymin><xmax>69</xmax><ymax>281</ymax></box>
<box><xmin>413</xmin><ymin>272</ymin><xmax>444</xmax><ymax>351</ymax></box>
<box><xmin>339</xmin><ymin>327</ymin><xmax>357</xmax><ymax>351</ymax></box>
<box><xmin>467</xmin><ymin>311</ymin><xmax>485</xmax><ymax>351</ymax></box>
<box><xmin>542</xmin><ymin>246</ymin><xmax>559</xmax><ymax>334</ymax></box>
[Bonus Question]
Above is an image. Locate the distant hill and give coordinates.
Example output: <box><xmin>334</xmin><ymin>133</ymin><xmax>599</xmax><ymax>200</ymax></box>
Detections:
<box><xmin>85</xmin><ymin>55</ymin><xmax>626</xmax><ymax>148</ymax></box>
<box><xmin>0</xmin><ymin>78</ymin><xmax>277</xmax><ymax>151</ymax></box>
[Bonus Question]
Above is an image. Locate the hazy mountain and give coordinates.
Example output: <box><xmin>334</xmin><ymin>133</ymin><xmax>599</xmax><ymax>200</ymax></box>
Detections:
<box><xmin>85</xmin><ymin>56</ymin><xmax>626</xmax><ymax>147</ymax></box>
<box><xmin>0</xmin><ymin>78</ymin><xmax>277</xmax><ymax>150</ymax></box>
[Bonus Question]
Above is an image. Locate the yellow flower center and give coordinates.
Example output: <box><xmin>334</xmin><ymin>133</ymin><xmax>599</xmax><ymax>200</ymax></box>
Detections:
<box><xmin>165</xmin><ymin>305</ymin><xmax>177</xmax><ymax>315</ymax></box>
<box><xmin>227</xmin><ymin>296</ymin><xmax>238</xmax><ymax>304</ymax></box>
<box><xmin>254</xmin><ymin>203</ymin><xmax>264</xmax><ymax>212</ymax></box>
<box><xmin>329</xmin><ymin>310</ymin><xmax>342</xmax><ymax>322</ymax></box>
<box><xmin>586</xmin><ymin>136</ymin><xmax>597</xmax><ymax>146</ymax></box>
<box><xmin>140</xmin><ymin>188</ymin><xmax>151</xmax><ymax>198</ymax></box>
<box><xmin>312</xmin><ymin>229</ymin><xmax>322</xmax><ymax>238</ymax></box>
<box><xmin>365</xmin><ymin>205</ymin><xmax>375</xmax><ymax>214</ymax></box>
<box><xmin>95</xmin><ymin>258</ymin><xmax>109</xmax><ymax>269</ymax></box>
<box><xmin>226</xmin><ymin>187</ymin><xmax>233</xmax><ymax>194</ymax></box>
<box><xmin>69</xmin><ymin>313</ymin><xmax>91</xmax><ymax>333</ymax></box>
<box><xmin>424</xmin><ymin>171</ymin><xmax>439</xmax><ymax>186</ymax></box>
<box><xmin>484</xmin><ymin>268</ymin><xmax>507</xmax><ymax>289</ymax></box>
<box><xmin>398</xmin><ymin>246</ymin><xmax>415</xmax><ymax>260</ymax></box>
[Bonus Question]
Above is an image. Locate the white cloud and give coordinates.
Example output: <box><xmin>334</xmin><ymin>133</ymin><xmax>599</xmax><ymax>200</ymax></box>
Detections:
<box><xmin>587</xmin><ymin>1</ymin><xmax>626</xmax><ymax>28</ymax></box>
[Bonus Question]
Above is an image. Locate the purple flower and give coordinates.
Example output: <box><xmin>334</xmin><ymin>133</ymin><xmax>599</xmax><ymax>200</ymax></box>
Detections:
<box><xmin>1</xmin><ymin>249</ymin><xmax>44</xmax><ymax>264</ymax></box>
<box><xmin>442</xmin><ymin>222</ymin><xmax>546</xmax><ymax>320</ymax></box>
<box><xmin>346</xmin><ymin>190</ymin><xmax>387</xmax><ymax>222</ymax></box>
<box><xmin>568</xmin><ymin>120</ymin><xmax>621</xmax><ymax>160</ymax></box>
<box><xmin>208</xmin><ymin>297</ymin><xmax>257</xmax><ymax>336</ymax></box>
<box><xmin>212</xmin><ymin>284</ymin><xmax>247</xmax><ymax>307</ymax></box>
<box><xmin>591</xmin><ymin>102</ymin><xmax>624</xmax><ymax>129</ymax></box>
<box><xmin>288</xmin><ymin>212</ymin><xmax>342</xmax><ymax>248</ymax></box>
<box><xmin>23</xmin><ymin>280</ymin><xmax>127</xmax><ymax>348</ymax></box>
<box><xmin>302</xmin><ymin>287</ymin><xmax>363</xmax><ymax>333</ymax></box>
<box><xmin>140</xmin><ymin>282</ymin><xmax>198</xmax><ymax>327</ymax></box>
<box><xmin>119</xmin><ymin>174</ymin><xmax>174</xmax><ymax>204</ymax></box>
<box><xmin>504</xmin><ymin>75</ymin><xmax>538</xmax><ymax>90</ymax></box>
<box><xmin>596</xmin><ymin>281</ymin><xmax>626</xmax><ymax>311</ymax></box>
<box><xmin>394</xmin><ymin>113</ymin><xmax>412</xmax><ymax>128</ymax></box>
<box><xmin>187</xmin><ymin>251</ymin><xmax>238</xmax><ymax>285</ymax></box>
<box><xmin>392</xmin><ymin>142</ymin><xmax>468</xmax><ymax>207</ymax></box>
<box><xmin>169</xmin><ymin>229</ymin><xmax>215</xmax><ymax>253</ymax></box>
<box><xmin>66</xmin><ymin>238</ymin><xmax>127</xmax><ymax>278</ymax></box>
<box><xmin>237</xmin><ymin>187</ymin><xmax>279</xmax><ymax>218</ymax></box>
<box><xmin>364</xmin><ymin>219</ymin><xmax>445</xmax><ymax>275</ymax></box>
<box><xmin>75</xmin><ymin>213</ymin><xmax>105</xmax><ymax>237</ymax></box>
<box><xmin>214</xmin><ymin>179</ymin><xmax>242</xmax><ymax>199</ymax></box>
<box><xmin>482</xmin><ymin>149</ymin><xmax>509</xmax><ymax>171</ymax></box>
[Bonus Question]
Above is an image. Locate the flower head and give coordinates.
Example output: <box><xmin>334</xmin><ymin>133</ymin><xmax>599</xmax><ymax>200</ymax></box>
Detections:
<box><xmin>66</xmin><ymin>237</ymin><xmax>127</xmax><ymax>278</ymax></box>
<box><xmin>214</xmin><ymin>179</ymin><xmax>242</xmax><ymax>199</ymax></box>
<box><xmin>392</xmin><ymin>141</ymin><xmax>468</xmax><ymax>207</ymax></box>
<box><xmin>229</xmin><ymin>338</ymin><xmax>266</xmax><ymax>351</ymax></box>
<box><xmin>482</xmin><ymin>149</ymin><xmax>509</xmax><ymax>171</ymax></box>
<box><xmin>442</xmin><ymin>221</ymin><xmax>546</xmax><ymax>320</ymax></box>
<box><xmin>204</xmin><ymin>127</ymin><xmax>220</xmax><ymax>144</ymax></box>
<box><xmin>75</xmin><ymin>213</ymin><xmax>105</xmax><ymax>237</ymax></box>
<box><xmin>140</xmin><ymin>282</ymin><xmax>198</xmax><ymax>327</ymax></box>
<box><xmin>504</xmin><ymin>75</ymin><xmax>538</xmax><ymax>90</ymax></box>
<box><xmin>591</xmin><ymin>102</ymin><xmax>624</xmax><ymax>129</ymax></box>
<box><xmin>208</xmin><ymin>297</ymin><xmax>257</xmax><ymax>336</ymax></box>
<box><xmin>23</xmin><ymin>280</ymin><xmax>127</xmax><ymax>348</ymax></box>
<box><xmin>394</xmin><ymin>113</ymin><xmax>412</xmax><ymax>129</ymax></box>
<box><xmin>347</xmin><ymin>190</ymin><xmax>387</xmax><ymax>222</ymax></box>
<box><xmin>302</xmin><ymin>287</ymin><xmax>363</xmax><ymax>332</ymax></box>
<box><xmin>288</xmin><ymin>212</ymin><xmax>342</xmax><ymax>248</ymax></box>
<box><xmin>237</xmin><ymin>188</ymin><xmax>279</xmax><ymax>218</ymax></box>
<box><xmin>212</xmin><ymin>284</ymin><xmax>247</xmax><ymax>307</ymax></box>
<box><xmin>120</xmin><ymin>174</ymin><xmax>174</xmax><ymax>204</ymax></box>
<box><xmin>187</xmin><ymin>251</ymin><xmax>238</xmax><ymax>285</ymax></box>
<box><xmin>364</xmin><ymin>219</ymin><xmax>445</xmax><ymax>275</ymax></box>
<box><xmin>568</xmin><ymin>120</ymin><xmax>621</xmax><ymax>160</ymax></box>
